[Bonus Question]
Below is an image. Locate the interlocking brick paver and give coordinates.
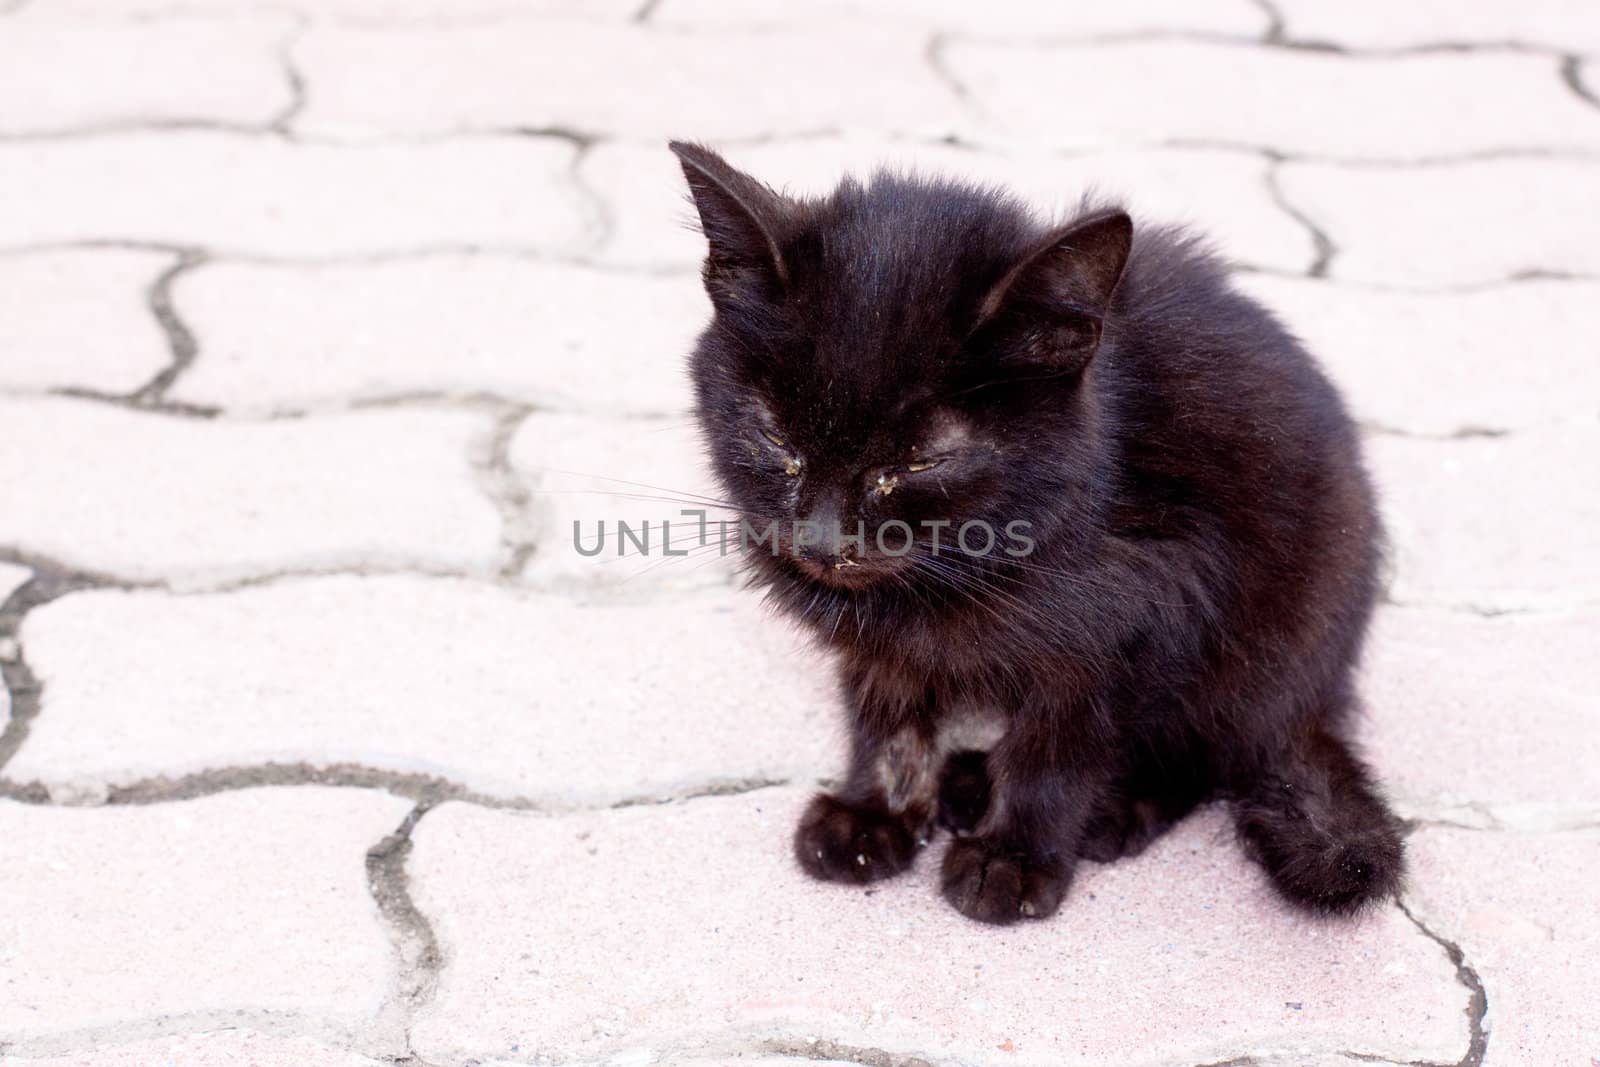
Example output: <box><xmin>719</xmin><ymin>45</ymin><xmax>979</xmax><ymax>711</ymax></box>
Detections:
<box><xmin>294</xmin><ymin>22</ymin><xmax>961</xmax><ymax>139</ymax></box>
<box><xmin>409</xmin><ymin>792</ymin><xmax>1467</xmax><ymax>1066</ymax></box>
<box><xmin>0</xmin><ymin>1031</ymin><xmax>389</xmax><ymax>1066</ymax></box>
<box><xmin>1369</xmin><ymin>427</ymin><xmax>1600</xmax><ymax>613</ymax></box>
<box><xmin>0</xmin><ymin>563</ymin><xmax>28</xmax><ymax>731</ymax></box>
<box><xmin>0</xmin><ymin>563</ymin><xmax>30</xmax><ymax>605</ymax></box>
<box><xmin>0</xmin><ymin>398</ymin><xmax>501</xmax><ymax>585</ymax></box>
<box><xmin>0</xmin><ymin>15</ymin><xmax>292</xmax><ymax>135</ymax></box>
<box><xmin>6</xmin><ymin>1</ymin><xmax>1594</xmax><ymax>1063</ymax></box>
<box><xmin>0</xmin><ymin>788</ymin><xmax>409</xmax><ymax>1045</ymax></box>
<box><xmin>1278</xmin><ymin>159</ymin><xmax>1600</xmax><ymax>285</ymax></box>
<box><xmin>0</xmin><ymin>132</ymin><xmax>590</xmax><ymax>257</ymax></box>
<box><xmin>1363</xmin><ymin>608</ymin><xmax>1600</xmax><ymax>826</ymax></box>
<box><xmin>584</xmin><ymin>139</ymin><xmax>1313</xmax><ymax>272</ymax></box>
<box><xmin>510</xmin><ymin>412</ymin><xmax>734</xmax><ymax>589</ymax></box>
<box><xmin>944</xmin><ymin>41</ymin><xmax>1600</xmax><ymax>158</ymax></box>
<box><xmin>1273</xmin><ymin>0</ymin><xmax>1600</xmax><ymax>53</ymax></box>
<box><xmin>0</xmin><ymin>251</ymin><xmax>173</xmax><ymax>397</ymax></box>
<box><xmin>51</xmin><ymin>0</ymin><xmax>637</xmax><ymax>18</ymax></box>
<box><xmin>1407</xmin><ymin>828</ymin><xmax>1600</xmax><ymax>1067</ymax></box>
<box><xmin>9</xmin><ymin>577</ymin><xmax>837</xmax><ymax>803</ymax></box>
<box><xmin>1238</xmin><ymin>276</ymin><xmax>1600</xmax><ymax>435</ymax></box>
<box><xmin>654</xmin><ymin>0</ymin><xmax>1268</xmax><ymax>35</ymax></box>
<box><xmin>168</xmin><ymin>258</ymin><xmax>702</xmax><ymax>416</ymax></box>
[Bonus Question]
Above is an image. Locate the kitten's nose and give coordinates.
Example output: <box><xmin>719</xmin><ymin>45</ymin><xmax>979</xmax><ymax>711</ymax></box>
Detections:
<box><xmin>794</xmin><ymin>500</ymin><xmax>859</xmax><ymax>567</ymax></box>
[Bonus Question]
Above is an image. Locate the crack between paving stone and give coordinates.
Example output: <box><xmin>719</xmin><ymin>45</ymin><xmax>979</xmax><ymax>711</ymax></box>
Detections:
<box><xmin>1560</xmin><ymin>54</ymin><xmax>1600</xmax><ymax>111</ymax></box>
<box><xmin>924</xmin><ymin>32</ymin><xmax>985</xmax><ymax>125</ymax></box>
<box><xmin>754</xmin><ymin>1037</ymin><xmax>936</xmax><ymax>1067</ymax></box>
<box><xmin>468</xmin><ymin>402</ymin><xmax>540</xmax><ymax>578</ymax></box>
<box><xmin>0</xmin><ymin>759</ymin><xmax>800</xmax><ymax>814</ymax></box>
<box><xmin>127</xmin><ymin>248</ymin><xmax>208</xmax><ymax>406</ymax></box>
<box><xmin>1249</xmin><ymin>0</ymin><xmax>1284</xmax><ymax>44</ymax></box>
<box><xmin>0</xmin><ymin>1009</ymin><xmax>373</xmax><ymax>1061</ymax></box>
<box><xmin>0</xmin><ymin>562</ymin><xmax>120</xmax><ymax>777</ymax></box>
<box><xmin>1262</xmin><ymin>154</ymin><xmax>1335</xmax><ymax>277</ymax></box>
<box><xmin>270</xmin><ymin>14</ymin><xmax>311</xmax><ymax>137</ymax></box>
<box><xmin>554</xmin><ymin>129</ymin><xmax>618</xmax><ymax>262</ymax></box>
<box><xmin>1396</xmin><ymin>900</ymin><xmax>1489</xmax><ymax>1067</ymax></box>
<box><xmin>367</xmin><ymin>802</ymin><xmax>444</xmax><ymax>1063</ymax></box>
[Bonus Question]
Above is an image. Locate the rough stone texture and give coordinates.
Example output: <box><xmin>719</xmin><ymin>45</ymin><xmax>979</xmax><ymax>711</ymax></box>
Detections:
<box><xmin>0</xmin><ymin>788</ymin><xmax>409</xmax><ymax>1048</ymax></box>
<box><xmin>1274</xmin><ymin>0</ymin><xmax>1600</xmax><ymax>52</ymax></box>
<box><xmin>510</xmin><ymin>411</ymin><xmax>736</xmax><ymax>590</ymax></box>
<box><xmin>1362</xmin><ymin>607</ymin><xmax>1600</xmax><ymax>828</ymax></box>
<box><xmin>1278</xmin><ymin>159</ymin><xmax>1600</xmax><ymax>285</ymax></box>
<box><xmin>0</xmin><ymin>15</ymin><xmax>292</xmax><ymax>135</ymax></box>
<box><xmin>0</xmin><ymin>1030</ymin><xmax>389</xmax><ymax>1066</ymax></box>
<box><xmin>9</xmin><ymin>577</ymin><xmax>839</xmax><ymax>803</ymax></box>
<box><xmin>168</xmin><ymin>258</ymin><xmax>702</xmax><ymax>416</ymax></box>
<box><xmin>0</xmin><ymin>564</ymin><xmax>31</xmax><ymax>606</ymax></box>
<box><xmin>945</xmin><ymin>41</ymin><xmax>1600</xmax><ymax>158</ymax></box>
<box><xmin>0</xmin><ymin>398</ymin><xmax>502</xmax><ymax>585</ymax></box>
<box><xmin>50</xmin><ymin>0</ymin><xmax>637</xmax><ymax>18</ymax></box>
<box><xmin>1238</xmin><ymin>275</ymin><xmax>1600</xmax><ymax>435</ymax></box>
<box><xmin>410</xmin><ymin>792</ymin><xmax>1467</xmax><ymax>1066</ymax></box>
<box><xmin>0</xmin><ymin>563</ymin><xmax>28</xmax><ymax>732</ymax></box>
<box><xmin>7</xmin><ymin>3</ymin><xmax>1597</xmax><ymax>1064</ymax></box>
<box><xmin>1368</xmin><ymin>427</ymin><xmax>1600</xmax><ymax>614</ymax></box>
<box><xmin>0</xmin><ymin>250</ymin><xmax>173</xmax><ymax>397</ymax></box>
<box><xmin>585</xmin><ymin>139</ymin><xmax>1313</xmax><ymax>272</ymax></box>
<box><xmin>653</xmin><ymin>0</ymin><xmax>1268</xmax><ymax>36</ymax></box>
<box><xmin>1406</xmin><ymin>828</ymin><xmax>1600</xmax><ymax>1067</ymax></box>
<box><xmin>0</xmin><ymin>132</ymin><xmax>591</xmax><ymax>257</ymax></box>
<box><xmin>295</xmin><ymin>22</ymin><xmax>962</xmax><ymax>140</ymax></box>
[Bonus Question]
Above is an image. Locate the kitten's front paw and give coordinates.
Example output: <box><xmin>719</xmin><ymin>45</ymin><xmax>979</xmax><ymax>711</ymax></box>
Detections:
<box><xmin>795</xmin><ymin>793</ymin><xmax>921</xmax><ymax>884</ymax></box>
<box><xmin>940</xmin><ymin>837</ymin><xmax>1069</xmax><ymax>924</ymax></box>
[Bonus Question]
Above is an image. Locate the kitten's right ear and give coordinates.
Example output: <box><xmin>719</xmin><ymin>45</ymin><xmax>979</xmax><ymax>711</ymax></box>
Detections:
<box><xmin>973</xmin><ymin>210</ymin><xmax>1133</xmax><ymax>372</ymax></box>
<box><xmin>669</xmin><ymin>140</ymin><xmax>791</xmax><ymax>300</ymax></box>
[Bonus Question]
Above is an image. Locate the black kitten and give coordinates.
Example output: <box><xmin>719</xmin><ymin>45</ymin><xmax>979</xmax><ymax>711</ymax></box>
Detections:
<box><xmin>671</xmin><ymin>141</ymin><xmax>1403</xmax><ymax>925</ymax></box>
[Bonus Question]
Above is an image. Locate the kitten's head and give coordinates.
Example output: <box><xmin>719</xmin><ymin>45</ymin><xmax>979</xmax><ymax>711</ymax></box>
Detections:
<box><xmin>672</xmin><ymin>142</ymin><xmax>1132</xmax><ymax>596</ymax></box>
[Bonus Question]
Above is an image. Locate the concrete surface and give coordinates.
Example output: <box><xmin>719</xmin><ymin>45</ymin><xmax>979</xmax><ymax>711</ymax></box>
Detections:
<box><xmin>1</xmin><ymin>0</ymin><xmax>1596</xmax><ymax>1065</ymax></box>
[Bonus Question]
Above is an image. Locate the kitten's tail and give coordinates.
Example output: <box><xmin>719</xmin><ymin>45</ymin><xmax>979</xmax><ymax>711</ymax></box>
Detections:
<box><xmin>1232</xmin><ymin>724</ymin><xmax>1404</xmax><ymax>915</ymax></box>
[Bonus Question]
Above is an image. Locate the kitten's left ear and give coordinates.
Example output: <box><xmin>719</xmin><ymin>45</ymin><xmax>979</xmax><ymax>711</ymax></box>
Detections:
<box><xmin>669</xmin><ymin>140</ymin><xmax>792</xmax><ymax>301</ymax></box>
<box><xmin>974</xmin><ymin>210</ymin><xmax>1133</xmax><ymax>368</ymax></box>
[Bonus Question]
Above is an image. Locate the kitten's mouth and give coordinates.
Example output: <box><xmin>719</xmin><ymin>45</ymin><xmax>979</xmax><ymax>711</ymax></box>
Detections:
<box><xmin>792</xmin><ymin>555</ymin><xmax>901</xmax><ymax>587</ymax></box>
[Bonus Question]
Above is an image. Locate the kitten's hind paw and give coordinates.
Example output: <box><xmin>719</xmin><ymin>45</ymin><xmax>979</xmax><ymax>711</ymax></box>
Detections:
<box><xmin>794</xmin><ymin>793</ymin><xmax>921</xmax><ymax>884</ymax></box>
<box><xmin>941</xmin><ymin>837</ymin><xmax>1069</xmax><ymax>925</ymax></box>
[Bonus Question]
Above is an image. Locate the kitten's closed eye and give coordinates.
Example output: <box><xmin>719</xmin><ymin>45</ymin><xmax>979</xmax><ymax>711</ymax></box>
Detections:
<box><xmin>756</xmin><ymin>426</ymin><xmax>804</xmax><ymax>476</ymax></box>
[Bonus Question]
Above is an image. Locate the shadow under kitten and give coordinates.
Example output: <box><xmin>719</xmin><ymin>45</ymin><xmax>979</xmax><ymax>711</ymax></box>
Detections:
<box><xmin>671</xmin><ymin>140</ymin><xmax>1404</xmax><ymax>925</ymax></box>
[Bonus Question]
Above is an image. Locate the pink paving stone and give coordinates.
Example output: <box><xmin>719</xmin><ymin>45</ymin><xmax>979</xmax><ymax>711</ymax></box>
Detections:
<box><xmin>944</xmin><ymin>40</ymin><xmax>1600</xmax><ymax>158</ymax></box>
<box><xmin>1406</xmin><ymin>828</ymin><xmax>1600</xmax><ymax>1066</ymax></box>
<box><xmin>0</xmin><ymin>788</ymin><xmax>409</xmax><ymax>1046</ymax></box>
<box><xmin>169</xmin><ymin>258</ymin><xmax>703</xmax><ymax>417</ymax></box>
<box><xmin>0</xmin><ymin>1031</ymin><xmax>388</xmax><ymax>1066</ymax></box>
<box><xmin>1361</xmin><ymin>607</ymin><xmax>1600</xmax><ymax>827</ymax></box>
<box><xmin>294</xmin><ymin>21</ymin><xmax>961</xmax><ymax>140</ymax></box>
<box><xmin>1273</xmin><ymin>0</ymin><xmax>1600</xmax><ymax>53</ymax></box>
<box><xmin>12</xmin><ymin>577</ymin><xmax>840</xmax><ymax>804</ymax></box>
<box><xmin>1277</xmin><ymin>159</ymin><xmax>1600</xmax><ymax>286</ymax></box>
<box><xmin>0</xmin><ymin>131</ymin><xmax>590</xmax><ymax>257</ymax></box>
<box><xmin>510</xmin><ymin>412</ymin><xmax>737</xmax><ymax>591</ymax></box>
<box><xmin>1367</xmin><ymin>428</ymin><xmax>1600</xmax><ymax>614</ymax></box>
<box><xmin>409</xmin><ymin>791</ymin><xmax>1467</xmax><ymax>1066</ymax></box>
<box><xmin>1236</xmin><ymin>276</ymin><xmax>1600</xmax><ymax>436</ymax></box>
<box><xmin>653</xmin><ymin>0</ymin><xmax>1267</xmax><ymax>37</ymax></box>
<box><xmin>0</xmin><ymin>14</ymin><xmax>292</xmax><ymax>135</ymax></box>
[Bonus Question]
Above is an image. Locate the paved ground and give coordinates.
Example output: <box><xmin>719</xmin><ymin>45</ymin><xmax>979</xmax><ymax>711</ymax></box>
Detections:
<box><xmin>1</xmin><ymin>1</ymin><xmax>1597</xmax><ymax>1065</ymax></box>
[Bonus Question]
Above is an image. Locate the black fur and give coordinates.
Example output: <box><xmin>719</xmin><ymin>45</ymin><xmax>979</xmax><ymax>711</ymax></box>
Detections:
<box><xmin>671</xmin><ymin>141</ymin><xmax>1403</xmax><ymax>925</ymax></box>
